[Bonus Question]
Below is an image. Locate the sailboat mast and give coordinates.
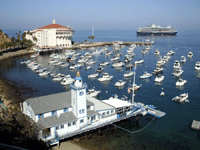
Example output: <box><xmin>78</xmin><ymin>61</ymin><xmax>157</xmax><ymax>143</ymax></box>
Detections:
<box><xmin>92</xmin><ymin>26</ymin><xmax>94</xmax><ymax>37</ymax></box>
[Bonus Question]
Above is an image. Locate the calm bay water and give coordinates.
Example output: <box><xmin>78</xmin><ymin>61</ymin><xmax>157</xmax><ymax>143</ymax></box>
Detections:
<box><xmin>1</xmin><ymin>29</ymin><xmax>200</xmax><ymax>149</ymax></box>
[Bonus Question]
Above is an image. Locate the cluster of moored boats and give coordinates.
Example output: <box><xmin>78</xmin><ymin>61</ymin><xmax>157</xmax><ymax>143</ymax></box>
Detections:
<box><xmin>21</xmin><ymin>43</ymin><xmax>199</xmax><ymax>102</ymax></box>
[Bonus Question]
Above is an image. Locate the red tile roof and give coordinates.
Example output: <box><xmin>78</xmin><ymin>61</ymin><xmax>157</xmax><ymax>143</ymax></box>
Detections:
<box><xmin>39</xmin><ymin>23</ymin><xmax>70</xmax><ymax>29</ymax></box>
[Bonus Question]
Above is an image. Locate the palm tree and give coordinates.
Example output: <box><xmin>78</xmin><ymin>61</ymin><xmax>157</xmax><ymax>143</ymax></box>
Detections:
<box><xmin>27</xmin><ymin>40</ymin><xmax>33</xmax><ymax>50</ymax></box>
<box><xmin>88</xmin><ymin>36</ymin><xmax>95</xmax><ymax>43</ymax></box>
<box><xmin>11</xmin><ymin>36</ymin><xmax>16</xmax><ymax>49</ymax></box>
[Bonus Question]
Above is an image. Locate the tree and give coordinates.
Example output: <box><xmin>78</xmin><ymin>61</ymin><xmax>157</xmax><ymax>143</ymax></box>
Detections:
<box><xmin>27</xmin><ymin>40</ymin><xmax>33</xmax><ymax>50</ymax></box>
<box><xmin>11</xmin><ymin>36</ymin><xmax>16</xmax><ymax>49</ymax></box>
<box><xmin>88</xmin><ymin>36</ymin><xmax>95</xmax><ymax>43</ymax></box>
<box><xmin>0</xmin><ymin>106</ymin><xmax>49</xmax><ymax>150</ymax></box>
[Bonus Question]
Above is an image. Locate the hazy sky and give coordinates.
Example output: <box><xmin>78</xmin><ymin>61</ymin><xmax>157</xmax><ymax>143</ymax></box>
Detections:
<box><xmin>0</xmin><ymin>0</ymin><xmax>200</xmax><ymax>30</ymax></box>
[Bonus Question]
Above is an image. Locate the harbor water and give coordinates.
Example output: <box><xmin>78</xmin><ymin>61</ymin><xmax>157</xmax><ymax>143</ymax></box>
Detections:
<box><xmin>1</xmin><ymin>29</ymin><xmax>200</xmax><ymax>149</ymax></box>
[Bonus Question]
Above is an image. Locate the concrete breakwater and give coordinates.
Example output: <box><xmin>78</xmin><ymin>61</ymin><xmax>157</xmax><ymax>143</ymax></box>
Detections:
<box><xmin>0</xmin><ymin>41</ymin><xmax>152</xmax><ymax>61</ymax></box>
<box><xmin>0</xmin><ymin>49</ymin><xmax>35</xmax><ymax>62</ymax></box>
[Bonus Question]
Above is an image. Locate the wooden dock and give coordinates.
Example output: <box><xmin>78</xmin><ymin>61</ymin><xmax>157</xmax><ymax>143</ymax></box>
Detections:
<box><xmin>191</xmin><ymin>120</ymin><xmax>200</xmax><ymax>130</ymax></box>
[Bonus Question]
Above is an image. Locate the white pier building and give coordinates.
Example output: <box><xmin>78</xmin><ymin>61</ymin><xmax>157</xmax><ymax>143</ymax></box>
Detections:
<box><xmin>20</xmin><ymin>72</ymin><xmax>165</xmax><ymax>145</ymax></box>
<box><xmin>25</xmin><ymin>19</ymin><xmax>74</xmax><ymax>48</ymax></box>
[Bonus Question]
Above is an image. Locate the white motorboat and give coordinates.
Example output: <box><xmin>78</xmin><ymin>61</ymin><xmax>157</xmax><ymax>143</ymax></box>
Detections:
<box><xmin>187</xmin><ymin>51</ymin><xmax>193</xmax><ymax>58</ymax></box>
<box><xmin>176</xmin><ymin>79</ymin><xmax>187</xmax><ymax>87</ymax></box>
<box><xmin>152</xmin><ymin>67</ymin><xmax>164</xmax><ymax>74</ymax></box>
<box><xmin>92</xmin><ymin>49</ymin><xmax>102</xmax><ymax>55</ymax></box>
<box><xmin>172</xmin><ymin>93</ymin><xmax>189</xmax><ymax>103</ymax></box>
<box><xmin>160</xmin><ymin>92</ymin><xmax>165</xmax><ymax>96</ymax></box>
<box><xmin>156</xmin><ymin>59</ymin><xmax>165</xmax><ymax>67</ymax></box>
<box><xmin>86</xmin><ymin>60</ymin><xmax>96</xmax><ymax>65</ymax></box>
<box><xmin>124</xmin><ymin>71</ymin><xmax>134</xmax><ymax>77</ymax></box>
<box><xmin>141</xmin><ymin>49</ymin><xmax>147</xmax><ymax>54</ymax></box>
<box><xmin>54</xmin><ymin>61</ymin><xmax>63</xmax><ymax>66</ymax></box>
<box><xmin>65</xmin><ymin>50</ymin><xmax>75</xmax><ymax>56</ymax></box>
<box><xmin>115</xmin><ymin>80</ymin><xmax>126</xmax><ymax>87</ymax></box>
<box><xmin>195</xmin><ymin>62</ymin><xmax>200</xmax><ymax>70</ymax></box>
<box><xmin>73</xmin><ymin>52</ymin><xmax>81</xmax><ymax>57</ymax></box>
<box><xmin>154</xmin><ymin>49</ymin><xmax>160</xmax><ymax>55</ymax></box>
<box><xmin>172</xmin><ymin>68</ymin><xmax>183</xmax><ymax>77</ymax></box>
<box><xmin>99</xmin><ymin>61</ymin><xmax>109</xmax><ymax>66</ymax></box>
<box><xmin>98</xmin><ymin>73</ymin><xmax>113</xmax><ymax>82</ymax></box>
<box><xmin>163</xmin><ymin>55</ymin><xmax>171</xmax><ymax>62</ymax></box>
<box><xmin>105</xmin><ymin>51</ymin><xmax>112</xmax><ymax>56</ymax></box>
<box><xmin>130</xmin><ymin>84</ymin><xmax>142</xmax><ymax>91</ymax></box>
<box><xmin>52</xmin><ymin>76</ymin><xmax>64</xmax><ymax>82</ymax></box>
<box><xmin>126</xmin><ymin>64</ymin><xmax>133</xmax><ymax>69</ymax></box>
<box><xmin>22</xmin><ymin>60</ymin><xmax>32</xmax><ymax>64</ymax></box>
<box><xmin>77</xmin><ymin>57</ymin><xmax>88</xmax><ymax>63</ymax></box>
<box><xmin>88</xmin><ymin>73</ymin><xmax>98</xmax><ymax>79</ymax></box>
<box><xmin>60</xmin><ymin>62</ymin><xmax>69</xmax><ymax>67</ymax></box>
<box><xmin>69</xmin><ymin>64</ymin><xmax>77</xmax><ymax>70</ymax></box>
<box><xmin>181</xmin><ymin>56</ymin><xmax>186</xmax><ymax>63</ymax></box>
<box><xmin>154</xmin><ymin>75</ymin><xmax>164</xmax><ymax>82</ymax></box>
<box><xmin>167</xmin><ymin>50</ymin><xmax>175</xmax><ymax>56</ymax></box>
<box><xmin>31</xmin><ymin>52</ymin><xmax>40</xmax><ymax>58</ymax></box>
<box><xmin>173</xmin><ymin>60</ymin><xmax>180</xmax><ymax>69</ymax></box>
<box><xmin>139</xmin><ymin>72</ymin><xmax>152</xmax><ymax>79</ymax></box>
<box><xmin>135</xmin><ymin>59</ymin><xmax>144</xmax><ymax>64</ymax></box>
<box><xmin>96</xmin><ymin>66</ymin><xmax>104</xmax><ymax>72</ymax></box>
<box><xmin>112</xmin><ymin>61</ymin><xmax>124</xmax><ymax>68</ymax></box>
<box><xmin>39</xmin><ymin>71</ymin><xmax>50</xmax><ymax>76</ymax></box>
<box><xmin>87</xmin><ymin>88</ymin><xmax>101</xmax><ymax>97</ymax></box>
<box><xmin>61</xmin><ymin>75</ymin><xmax>74</xmax><ymax>86</ymax></box>
<box><xmin>111</xmin><ymin>56</ymin><xmax>120</xmax><ymax>61</ymax></box>
<box><xmin>126</xmin><ymin>52</ymin><xmax>135</xmax><ymax>57</ymax></box>
<box><xmin>85</xmin><ymin>65</ymin><xmax>91</xmax><ymax>70</ymax></box>
<box><xmin>124</xmin><ymin>56</ymin><xmax>132</xmax><ymax>63</ymax></box>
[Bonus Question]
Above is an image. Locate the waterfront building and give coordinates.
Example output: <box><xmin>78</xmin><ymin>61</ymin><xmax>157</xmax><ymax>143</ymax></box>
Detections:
<box><xmin>21</xmin><ymin>71</ymin><xmax>165</xmax><ymax>145</ymax></box>
<box><xmin>20</xmin><ymin>72</ymin><xmax>117</xmax><ymax>145</ymax></box>
<box><xmin>25</xmin><ymin>19</ymin><xmax>74</xmax><ymax>48</ymax></box>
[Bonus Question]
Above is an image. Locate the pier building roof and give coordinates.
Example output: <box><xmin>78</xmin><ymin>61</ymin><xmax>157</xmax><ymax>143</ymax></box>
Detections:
<box><xmin>26</xmin><ymin>92</ymin><xmax>94</xmax><ymax>115</ymax></box>
<box><xmin>86</xmin><ymin>95</ymin><xmax>115</xmax><ymax>111</ymax></box>
<box><xmin>38</xmin><ymin>19</ymin><xmax>71</xmax><ymax>30</ymax></box>
<box><xmin>102</xmin><ymin>98</ymin><xmax>132</xmax><ymax>108</ymax></box>
<box><xmin>37</xmin><ymin>111</ymin><xmax>77</xmax><ymax>128</ymax></box>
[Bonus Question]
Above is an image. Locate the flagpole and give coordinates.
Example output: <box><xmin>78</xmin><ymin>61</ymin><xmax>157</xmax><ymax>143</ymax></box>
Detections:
<box><xmin>132</xmin><ymin>64</ymin><xmax>136</xmax><ymax>104</ymax></box>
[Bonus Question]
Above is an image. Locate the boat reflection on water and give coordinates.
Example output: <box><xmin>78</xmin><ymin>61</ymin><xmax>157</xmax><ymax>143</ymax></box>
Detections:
<box><xmin>100</xmin><ymin>80</ymin><xmax>111</xmax><ymax>87</ymax></box>
<box><xmin>155</xmin><ymin>81</ymin><xmax>164</xmax><ymax>86</ymax></box>
<box><xmin>115</xmin><ymin>85</ymin><xmax>125</xmax><ymax>90</ymax></box>
<box><xmin>176</xmin><ymin>86</ymin><xmax>185</xmax><ymax>90</ymax></box>
<box><xmin>113</xmin><ymin>66</ymin><xmax>123</xmax><ymax>72</ymax></box>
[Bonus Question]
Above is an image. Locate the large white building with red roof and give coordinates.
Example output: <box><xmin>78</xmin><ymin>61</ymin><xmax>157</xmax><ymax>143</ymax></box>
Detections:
<box><xmin>25</xmin><ymin>19</ymin><xmax>74</xmax><ymax>48</ymax></box>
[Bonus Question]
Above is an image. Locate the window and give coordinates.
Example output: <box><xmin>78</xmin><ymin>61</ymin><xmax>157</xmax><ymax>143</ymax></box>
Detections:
<box><xmin>52</xmin><ymin>110</ymin><xmax>57</xmax><ymax>115</ymax></box>
<box><xmin>68</xmin><ymin>123</ymin><xmax>71</xmax><ymax>127</ymax></box>
<box><xmin>82</xmin><ymin>109</ymin><xmax>85</xmax><ymax>113</ymax></box>
<box><xmin>63</xmin><ymin>108</ymin><xmax>68</xmax><ymax>112</ymax></box>
<box><xmin>26</xmin><ymin>102</ymin><xmax>30</xmax><ymax>106</ymax></box>
<box><xmin>80</xmin><ymin>119</ymin><xmax>84</xmax><ymax>123</ymax></box>
<box><xmin>73</xmin><ymin>121</ymin><xmax>76</xmax><ymax>125</ymax></box>
<box><xmin>38</xmin><ymin>113</ymin><xmax>44</xmax><ymax>118</ymax></box>
<box><xmin>79</xmin><ymin>110</ymin><xmax>82</xmax><ymax>114</ymax></box>
<box><xmin>60</xmin><ymin>125</ymin><xmax>64</xmax><ymax>129</ymax></box>
<box><xmin>73</xmin><ymin>98</ymin><xmax>75</xmax><ymax>104</ymax></box>
<box><xmin>87</xmin><ymin>106</ymin><xmax>90</xmax><ymax>110</ymax></box>
<box><xmin>56</xmin><ymin>126</ymin><xmax>59</xmax><ymax>130</ymax></box>
<box><xmin>102</xmin><ymin>112</ymin><xmax>105</xmax><ymax>116</ymax></box>
<box><xmin>111</xmin><ymin>110</ymin><xmax>114</xmax><ymax>114</ymax></box>
<box><xmin>107</xmin><ymin>111</ymin><xmax>110</xmax><ymax>115</ymax></box>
